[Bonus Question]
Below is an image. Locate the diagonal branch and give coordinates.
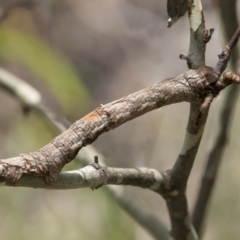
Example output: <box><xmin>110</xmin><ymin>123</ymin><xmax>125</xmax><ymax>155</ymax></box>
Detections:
<box><xmin>0</xmin><ymin>28</ymin><xmax>239</xmax><ymax>240</ymax></box>
<box><xmin>0</xmin><ymin>67</ymin><xmax>169</xmax><ymax>239</ymax></box>
<box><xmin>0</xmin><ymin>67</ymin><xmax>224</xmax><ymax>185</ymax></box>
<box><xmin>0</xmin><ymin>4</ymin><xmax>239</xmax><ymax>240</ymax></box>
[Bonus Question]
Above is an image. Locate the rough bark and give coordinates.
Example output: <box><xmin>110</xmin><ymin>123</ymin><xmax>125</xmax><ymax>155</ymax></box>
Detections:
<box><xmin>0</xmin><ymin>67</ymin><xmax>170</xmax><ymax>240</ymax></box>
<box><xmin>0</xmin><ymin>67</ymin><xmax>224</xmax><ymax>185</ymax></box>
<box><xmin>163</xmin><ymin>1</ymin><xmax>207</xmax><ymax>239</ymax></box>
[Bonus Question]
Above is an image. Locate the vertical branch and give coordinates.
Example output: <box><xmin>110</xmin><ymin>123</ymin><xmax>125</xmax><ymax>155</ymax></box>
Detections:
<box><xmin>165</xmin><ymin>1</ymin><xmax>209</xmax><ymax>239</ymax></box>
<box><xmin>192</xmin><ymin>0</ymin><xmax>239</xmax><ymax>235</ymax></box>
<box><xmin>173</xmin><ymin>0</ymin><xmax>207</xmax><ymax>180</ymax></box>
<box><xmin>187</xmin><ymin>0</ymin><xmax>206</xmax><ymax>69</ymax></box>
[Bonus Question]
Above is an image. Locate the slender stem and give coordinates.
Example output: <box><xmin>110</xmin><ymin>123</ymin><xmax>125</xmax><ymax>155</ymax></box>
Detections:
<box><xmin>226</xmin><ymin>27</ymin><xmax>240</xmax><ymax>51</ymax></box>
<box><xmin>0</xmin><ymin>166</ymin><xmax>163</xmax><ymax>190</ymax></box>
<box><xmin>165</xmin><ymin>1</ymin><xmax>208</xmax><ymax>239</ymax></box>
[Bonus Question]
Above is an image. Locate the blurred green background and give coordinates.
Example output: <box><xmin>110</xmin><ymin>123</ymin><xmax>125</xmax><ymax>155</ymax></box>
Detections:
<box><xmin>0</xmin><ymin>0</ymin><xmax>239</xmax><ymax>239</ymax></box>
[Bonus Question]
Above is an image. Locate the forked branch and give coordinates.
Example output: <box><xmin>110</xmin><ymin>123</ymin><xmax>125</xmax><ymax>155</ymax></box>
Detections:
<box><xmin>0</xmin><ymin>67</ymin><xmax>229</xmax><ymax>185</ymax></box>
<box><xmin>193</xmin><ymin>1</ymin><xmax>240</xmax><ymax>231</ymax></box>
<box><xmin>0</xmin><ymin>67</ymin><xmax>169</xmax><ymax>239</ymax></box>
<box><xmin>0</xmin><ymin>3</ymin><xmax>240</xmax><ymax>240</ymax></box>
<box><xmin>165</xmin><ymin>0</ymin><xmax>240</xmax><ymax>239</ymax></box>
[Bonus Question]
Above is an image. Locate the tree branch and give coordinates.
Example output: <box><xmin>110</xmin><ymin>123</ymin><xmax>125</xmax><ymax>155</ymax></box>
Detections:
<box><xmin>0</xmin><ymin>67</ymin><xmax>225</xmax><ymax>185</ymax></box>
<box><xmin>0</xmin><ymin>27</ymin><xmax>239</xmax><ymax>240</ymax></box>
<box><xmin>0</xmin><ymin>152</ymin><xmax>169</xmax><ymax>240</ymax></box>
<box><xmin>166</xmin><ymin>0</ymin><xmax>240</xmax><ymax>237</ymax></box>
<box><xmin>0</xmin><ymin>67</ymin><xmax>169</xmax><ymax>239</ymax></box>
<box><xmin>193</xmin><ymin>0</ymin><xmax>240</xmax><ymax>235</ymax></box>
<box><xmin>0</xmin><ymin>164</ymin><xmax>163</xmax><ymax>191</ymax></box>
<box><xmin>163</xmin><ymin>1</ymin><xmax>208</xmax><ymax>239</ymax></box>
<box><xmin>0</xmin><ymin>3</ymin><xmax>239</xmax><ymax>239</ymax></box>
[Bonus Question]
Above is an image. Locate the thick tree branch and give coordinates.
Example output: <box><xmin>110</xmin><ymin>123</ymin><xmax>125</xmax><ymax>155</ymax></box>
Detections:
<box><xmin>0</xmin><ymin>67</ymin><xmax>169</xmax><ymax>239</ymax></box>
<box><xmin>0</xmin><ymin>67</ymin><xmax>224</xmax><ymax>185</ymax></box>
<box><xmin>0</xmin><ymin>28</ymin><xmax>239</xmax><ymax>240</ymax></box>
<box><xmin>0</xmin><ymin>3</ymin><xmax>239</xmax><ymax>240</ymax></box>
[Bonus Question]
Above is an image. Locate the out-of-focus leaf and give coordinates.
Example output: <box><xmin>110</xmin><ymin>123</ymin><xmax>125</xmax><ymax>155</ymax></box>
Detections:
<box><xmin>0</xmin><ymin>26</ymin><xmax>90</xmax><ymax>118</ymax></box>
<box><xmin>167</xmin><ymin>0</ymin><xmax>188</xmax><ymax>27</ymax></box>
<box><xmin>5</xmin><ymin>113</ymin><xmax>58</xmax><ymax>155</ymax></box>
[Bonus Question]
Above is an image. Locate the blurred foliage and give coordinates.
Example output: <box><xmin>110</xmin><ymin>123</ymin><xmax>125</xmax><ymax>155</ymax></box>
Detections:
<box><xmin>5</xmin><ymin>113</ymin><xmax>57</xmax><ymax>155</ymax></box>
<box><xmin>0</xmin><ymin>26</ymin><xmax>90</xmax><ymax>118</ymax></box>
<box><xmin>0</xmin><ymin>187</ymin><xmax>136</xmax><ymax>240</ymax></box>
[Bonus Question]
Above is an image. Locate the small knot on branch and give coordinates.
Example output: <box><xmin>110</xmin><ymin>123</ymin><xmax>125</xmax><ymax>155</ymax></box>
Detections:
<box><xmin>94</xmin><ymin>155</ymin><xmax>99</xmax><ymax>164</ymax></box>
<box><xmin>179</xmin><ymin>54</ymin><xmax>189</xmax><ymax>61</ymax></box>
<box><xmin>179</xmin><ymin>54</ymin><xmax>191</xmax><ymax>68</ymax></box>
<box><xmin>203</xmin><ymin>28</ymin><xmax>214</xmax><ymax>43</ymax></box>
<box><xmin>90</xmin><ymin>155</ymin><xmax>102</xmax><ymax>170</ymax></box>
